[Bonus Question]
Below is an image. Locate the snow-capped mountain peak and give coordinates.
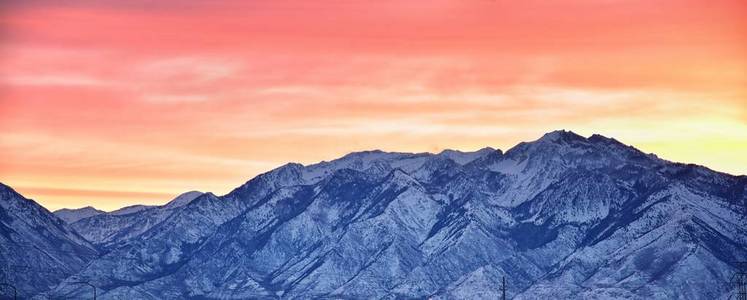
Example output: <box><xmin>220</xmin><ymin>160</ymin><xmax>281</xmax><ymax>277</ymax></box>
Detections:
<box><xmin>438</xmin><ymin>147</ymin><xmax>498</xmax><ymax>165</ymax></box>
<box><xmin>53</xmin><ymin>206</ymin><xmax>105</xmax><ymax>223</ymax></box>
<box><xmin>162</xmin><ymin>191</ymin><xmax>205</xmax><ymax>209</ymax></box>
<box><xmin>4</xmin><ymin>131</ymin><xmax>745</xmax><ymax>299</ymax></box>
<box><xmin>536</xmin><ymin>129</ymin><xmax>586</xmax><ymax>144</ymax></box>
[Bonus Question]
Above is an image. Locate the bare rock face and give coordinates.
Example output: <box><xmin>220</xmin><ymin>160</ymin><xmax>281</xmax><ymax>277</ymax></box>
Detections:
<box><xmin>0</xmin><ymin>184</ymin><xmax>98</xmax><ymax>297</ymax></box>
<box><xmin>6</xmin><ymin>131</ymin><xmax>746</xmax><ymax>299</ymax></box>
<box><xmin>66</xmin><ymin>191</ymin><xmax>205</xmax><ymax>248</ymax></box>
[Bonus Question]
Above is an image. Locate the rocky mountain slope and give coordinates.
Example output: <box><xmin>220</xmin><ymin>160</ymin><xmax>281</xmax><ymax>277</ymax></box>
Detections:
<box><xmin>59</xmin><ymin>191</ymin><xmax>204</xmax><ymax>248</ymax></box>
<box><xmin>54</xmin><ymin>206</ymin><xmax>105</xmax><ymax>223</ymax></box>
<box><xmin>3</xmin><ymin>130</ymin><xmax>745</xmax><ymax>299</ymax></box>
<box><xmin>0</xmin><ymin>183</ymin><xmax>98</xmax><ymax>298</ymax></box>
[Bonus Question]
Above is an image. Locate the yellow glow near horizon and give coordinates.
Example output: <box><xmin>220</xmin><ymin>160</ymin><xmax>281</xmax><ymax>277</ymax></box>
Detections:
<box><xmin>1</xmin><ymin>1</ymin><xmax>745</xmax><ymax>211</ymax></box>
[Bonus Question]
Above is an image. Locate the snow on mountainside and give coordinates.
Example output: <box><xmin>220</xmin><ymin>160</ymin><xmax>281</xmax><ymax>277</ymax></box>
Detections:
<box><xmin>439</xmin><ymin>147</ymin><xmax>497</xmax><ymax>165</ymax></box>
<box><xmin>54</xmin><ymin>206</ymin><xmax>105</xmax><ymax>223</ymax></box>
<box><xmin>110</xmin><ymin>204</ymin><xmax>152</xmax><ymax>215</ymax></box>
<box><xmin>0</xmin><ymin>183</ymin><xmax>98</xmax><ymax>298</ymax></box>
<box><xmin>67</xmin><ymin>191</ymin><xmax>205</xmax><ymax>248</ymax></box>
<box><xmin>162</xmin><ymin>191</ymin><xmax>204</xmax><ymax>209</ymax></box>
<box><xmin>5</xmin><ymin>130</ymin><xmax>746</xmax><ymax>299</ymax></box>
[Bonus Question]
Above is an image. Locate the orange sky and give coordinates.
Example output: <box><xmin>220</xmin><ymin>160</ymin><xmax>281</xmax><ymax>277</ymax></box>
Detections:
<box><xmin>1</xmin><ymin>0</ymin><xmax>745</xmax><ymax>211</ymax></box>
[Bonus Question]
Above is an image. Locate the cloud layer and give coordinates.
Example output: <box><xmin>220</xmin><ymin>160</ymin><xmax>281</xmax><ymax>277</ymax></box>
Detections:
<box><xmin>1</xmin><ymin>0</ymin><xmax>745</xmax><ymax>210</ymax></box>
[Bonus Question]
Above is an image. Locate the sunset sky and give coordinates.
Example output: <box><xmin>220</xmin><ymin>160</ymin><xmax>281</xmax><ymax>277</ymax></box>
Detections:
<box><xmin>1</xmin><ymin>0</ymin><xmax>745</xmax><ymax>211</ymax></box>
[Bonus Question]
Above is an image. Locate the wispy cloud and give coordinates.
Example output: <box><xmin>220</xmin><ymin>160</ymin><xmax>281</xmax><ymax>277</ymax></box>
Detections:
<box><xmin>3</xmin><ymin>74</ymin><xmax>112</xmax><ymax>87</ymax></box>
<box><xmin>0</xmin><ymin>0</ymin><xmax>745</xmax><ymax>210</ymax></box>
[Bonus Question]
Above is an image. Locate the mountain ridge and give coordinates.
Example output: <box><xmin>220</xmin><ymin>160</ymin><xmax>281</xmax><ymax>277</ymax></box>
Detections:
<box><xmin>58</xmin><ymin>191</ymin><xmax>206</xmax><ymax>248</ymax></box>
<box><xmin>0</xmin><ymin>183</ymin><xmax>98</xmax><ymax>297</ymax></box>
<box><xmin>2</xmin><ymin>130</ymin><xmax>745</xmax><ymax>299</ymax></box>
<box><xmin>46</xmin><ymin>129</ymin><xmax>747</xmax><ymax>213</ymax></box>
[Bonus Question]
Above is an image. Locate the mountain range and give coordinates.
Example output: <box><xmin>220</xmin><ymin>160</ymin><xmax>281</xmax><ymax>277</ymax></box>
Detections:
<box><xmin>1</xmin><ymin>130</ymin><xmax>745</xmax><ymax>299</ymax></box>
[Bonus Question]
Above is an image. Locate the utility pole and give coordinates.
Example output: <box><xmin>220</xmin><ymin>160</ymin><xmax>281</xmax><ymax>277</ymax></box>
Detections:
<box><xmin>501</xmin><ymin>276</ymin><xmax>507</xmax><ymax>300</ymax></box>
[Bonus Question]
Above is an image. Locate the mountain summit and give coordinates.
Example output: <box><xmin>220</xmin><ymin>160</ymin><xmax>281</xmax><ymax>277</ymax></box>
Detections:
<box><xmin>2</xmin><ymin>131</ymin><xmax>745</xmax><ymax>299</ymax></box>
